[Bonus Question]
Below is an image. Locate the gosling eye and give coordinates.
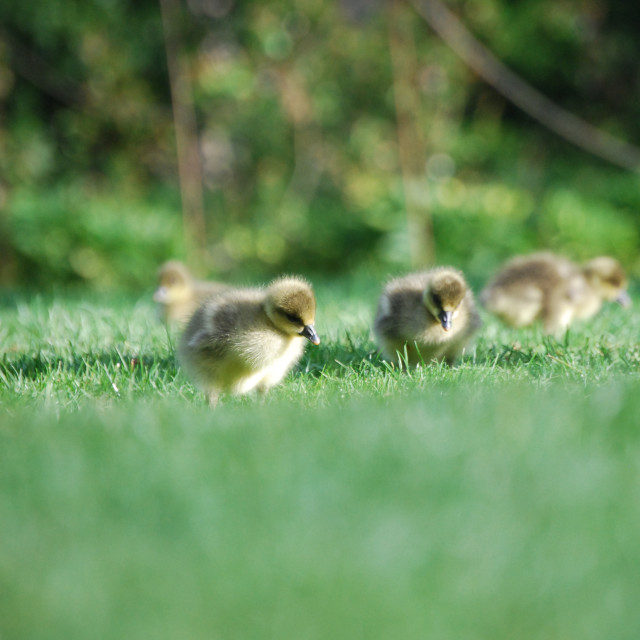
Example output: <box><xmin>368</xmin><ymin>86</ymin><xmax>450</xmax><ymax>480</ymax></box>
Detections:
<box><xmin>283</xmin><ymin>311</ymin><xmax>302</xmax><ymax>325</ymax></box>
<box><xmin>431</xmin><ymin>293</ymin><xmax>441</xmax><ymax>307</ymax></box>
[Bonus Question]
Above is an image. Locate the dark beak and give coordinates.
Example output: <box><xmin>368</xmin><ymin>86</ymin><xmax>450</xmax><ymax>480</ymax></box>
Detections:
<box><xmin>301</xmin><ymin>324</ymin><xmax>320</xmax><ymax>345</ymax></box>
<box><xmin>438</xmin><ymin>310</ymin><xmax>453</xmax><ymax>331</ymax></box>
<box><xmin>615</xmin><ymin>290</ymin><xmax>632</xmax><ymax>308</ymax></box>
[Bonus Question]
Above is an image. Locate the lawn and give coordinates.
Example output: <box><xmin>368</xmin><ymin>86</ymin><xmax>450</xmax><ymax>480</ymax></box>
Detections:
<box><xmin>1</xmin><ymin>279</ymin><xmax>640</xmax><ymax>639</ymax></box>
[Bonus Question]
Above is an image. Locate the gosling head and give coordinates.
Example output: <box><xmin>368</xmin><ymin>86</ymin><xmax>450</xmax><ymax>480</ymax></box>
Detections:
<box><xmin>423</xmin><ymin>270</ymin><xmax>467</xmax><ymax>331</ymax></box>
<box><xmin>582</xmin><ymin>257</ymin><xmax>631</xmax><ymax>307</ymax></box>
<box><xmin>153</xmin><ymin>260</ymin><xmax>193</xmax><ymax>304</ymax></box>
<box><xmin>264</xmin><ymin>276</ymin><xmax>320</xmax><ymax>345</ymax></box>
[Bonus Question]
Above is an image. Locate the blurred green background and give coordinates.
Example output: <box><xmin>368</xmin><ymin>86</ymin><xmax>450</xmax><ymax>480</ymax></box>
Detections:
<box><xmin>1</xmin><ymin>0</ymin><xmax>639</xmax><ymax>291</ymax></box>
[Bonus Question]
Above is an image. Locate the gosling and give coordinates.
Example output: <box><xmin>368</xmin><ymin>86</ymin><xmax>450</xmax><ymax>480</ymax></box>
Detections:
<box><xmin>374</xmin><ymin>267</ymin><xmax>481</xmax><ymax>367</ymax></box>
<box><xmin>480</xmin><ymin>252</ymin><xmax>630</xmax><ymax>333</ymax></box>
<box><xmin>578</xmin><ymin>256</ymin><xmax>631</xmax><ymax>317</ymax></box>
<box><xmin>178</xmin><ymin>276</ymin><xmax>320</xmax><ymax>405</ymax></box>
<box><xmin>153</xmin><ymin>260</ymin><xmax>228</xmax><ymax>324</ymax></box>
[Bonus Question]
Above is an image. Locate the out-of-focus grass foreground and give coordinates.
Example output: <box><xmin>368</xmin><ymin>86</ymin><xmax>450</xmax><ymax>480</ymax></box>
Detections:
<box><xmin>2</xmin><ymin>0</ymin><xmax>640</xmax><ymax>638</ymax></box>
<box><xmin>2</xmin><ymin>286</ymin><xmax>640</xmax><ymax>639</ymax></box>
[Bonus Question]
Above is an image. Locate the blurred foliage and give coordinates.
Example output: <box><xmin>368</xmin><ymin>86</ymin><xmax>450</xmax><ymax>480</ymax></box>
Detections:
<box><xmin>0</xmin><ymin>0</ymin><xmax>639</xmax><ymax>290</ymax></box>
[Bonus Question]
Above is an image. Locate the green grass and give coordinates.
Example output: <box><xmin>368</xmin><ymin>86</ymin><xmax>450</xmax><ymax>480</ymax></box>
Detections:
<box><xmin>1</xmin><ymin>281</ymin><xmax>640</xmax><ymax>639</ymax></box>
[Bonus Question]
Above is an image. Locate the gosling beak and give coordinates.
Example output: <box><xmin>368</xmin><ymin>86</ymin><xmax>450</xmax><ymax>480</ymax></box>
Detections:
<box><xmin>438</xmin><ymin>310</ymin><xmax>453</xmax><ymax>331</ymax></box>
<box><xmin>615</xmin><ymin>290</ymin><xmax>632</xmax><ymax>308</ymax></box>
<box><xmin>301</xmin><ymin>324</ymin><xmax>320</xmax><ymax>345</ymax></box>
<box><xmin>153</xmin><ymin>286</ymin><xmax>168</xmax><ymax>303</ymax></box>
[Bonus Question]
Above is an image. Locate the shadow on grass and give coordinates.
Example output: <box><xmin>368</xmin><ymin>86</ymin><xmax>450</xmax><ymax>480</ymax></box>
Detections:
<box><xmin>298</xmin><ymin>328</ymin><xmax>384</xmax><ymax>379</ymax></box>
<box><xmin>3</xmin><ymin>329</ymin><xmax>637</xmax><ymax>388</ymax></box>
<box><xmin>299</xmin><ymin>328</ymin><xmax>639</xmax><ymax>384</ymax></box>
<box><xmin>0</xmin><ymin>350</ymin><xmax>178</xmax><ymax>382</ymax></box>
